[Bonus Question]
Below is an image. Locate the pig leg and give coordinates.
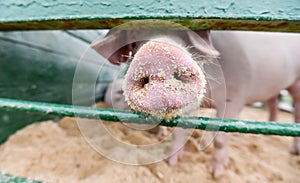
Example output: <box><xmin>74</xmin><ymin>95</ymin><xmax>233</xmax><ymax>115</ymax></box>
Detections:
<box><xmin>167</xmin><ymin>127</ymin><xmax>187</xmax><ymax>165</ymax></box>
<box><xmin>211</xmin><ymin>101</ymin><xmax>243</xmax><ymax>178</ymax></box>
<box><xmin>211</xmin><ymin>132</ymin><xmax>230</xmax><ymax>178</ymax></box>
<box><xmin>266</xmin><ymin>96</ymin><xmax>279</xmax><ymax>121</ymax></box>
<box><xmin>167</xmin><ymin>107</ymin><xmax>201</xmax><ymax>165</ymax></box>
<box><xmin>288</xmin><ymin>82</ymin><xmax>300</xmax><ymax>155</ymax></box>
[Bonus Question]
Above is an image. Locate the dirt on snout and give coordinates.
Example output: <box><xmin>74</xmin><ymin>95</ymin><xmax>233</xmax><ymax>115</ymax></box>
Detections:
<box><xmin>0</xmin><ymin>103</ymin><xmax>299</xmax><ymax>183</ymax></box>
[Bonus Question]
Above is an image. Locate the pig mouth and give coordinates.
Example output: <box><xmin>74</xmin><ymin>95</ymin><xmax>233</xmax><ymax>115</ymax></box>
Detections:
<box><xmin>123</xmin><ymin>41</ymin><xmax>206</xmax><ymax>121</ymax></box>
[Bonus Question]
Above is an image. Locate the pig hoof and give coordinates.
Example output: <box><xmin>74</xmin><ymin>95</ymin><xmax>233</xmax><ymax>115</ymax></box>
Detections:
<box><xmin>290</xmin><ymin>149</ymin><xmax>299</xmax><ymax>155</ymax></box>
<box><xmin>167</xmin><ymin>149</ymin><xmax>184</xmax><ymax>165</ymax></box>
<box><xmin>211</xmin><ymin>164</ymin><xmax>225</xmax><ymax>179</ymax></box>
<box><xmin>290</xmin><ymin>137</ymin><xmax>300</xmax><ymax>155</ymax></box>
<box><xmin>211</xmin><ymin>164</ymin><xmax>227</xmax><ymax>179</ymax></box>
<box><xmin>210</xmin><ymin>157</ymin><xmax>229</xmax><ymax>179</ymax></box>
<box><xmin>290</xmin><ymin>144</ymin><xmax>300</xmax><ymax>155</ymax></box>
<box><xmin>167</xmin><ymin>155</ymin><xmax>179</xmax><ymax>165</ymax></box>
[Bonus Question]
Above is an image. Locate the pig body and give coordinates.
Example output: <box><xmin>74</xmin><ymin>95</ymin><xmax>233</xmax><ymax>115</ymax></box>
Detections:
<box><xmin>210</xmin><ymin>31</ymin><xmax>300</xmax><ymax>106</ymax></box>
<box><xmin>206</xmin><ymin>31</ymin><xmax>300</xmax><ymax>120</ymax></box>
<box><xmin>92</xmin><ymin>29</ymin><xmax>300</xmax><ymax>178</ymax></box>
<box><xmin>205</xmin><ymin>31</ymin><xmax>300</xmax><ymax>177</ymax></box>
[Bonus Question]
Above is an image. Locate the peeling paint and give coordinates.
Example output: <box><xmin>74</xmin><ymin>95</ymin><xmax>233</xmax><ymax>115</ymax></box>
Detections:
<box><xmin>0</xmin><ymin>0</ymin><xmax>299</xmax><ymax>31</ymax></box>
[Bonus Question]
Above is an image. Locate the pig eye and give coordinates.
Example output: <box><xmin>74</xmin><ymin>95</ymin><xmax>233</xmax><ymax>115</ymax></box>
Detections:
<box><xmin>131</xmin><ymin>42</ymin><xmax>136</xmax><ymax>49</ymax></box>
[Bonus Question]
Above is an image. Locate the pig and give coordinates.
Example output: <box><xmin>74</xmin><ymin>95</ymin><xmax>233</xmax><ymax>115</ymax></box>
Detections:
<box><xmin>92</xmin><ymin>28</ymin><xmax>300</xmax><ymax>178</ymax></box>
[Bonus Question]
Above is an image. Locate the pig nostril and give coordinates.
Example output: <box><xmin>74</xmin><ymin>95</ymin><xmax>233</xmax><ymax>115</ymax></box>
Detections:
<box><xmin>173</xmin><ymin>72</ymin><xmax>181</xmax><ymax>81</ymax></box>
<box><xmin>173</xmin><ymin>71</ymin><xmax>193</xmax><ymax>83</ymax></box>
<box><xmin>139</xmin><ymin>77</ymin><xmax>149</xmax><ymax>88</ymax></box>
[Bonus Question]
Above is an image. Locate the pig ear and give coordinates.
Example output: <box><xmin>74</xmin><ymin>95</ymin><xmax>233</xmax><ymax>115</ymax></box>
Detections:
<box><xmin>91</xmin><ymin>30</ymin><xmax>120</xmax><ymax>58</ymax></box>
<box><xmin>187</xmin><ymin>30</ymin><xmax>220</xmax><ymax>57</ymax></box>
<box><xmin>91</xmin><ymin>30</ymin><xmax>127</xmax><ymax>65</ymax></box>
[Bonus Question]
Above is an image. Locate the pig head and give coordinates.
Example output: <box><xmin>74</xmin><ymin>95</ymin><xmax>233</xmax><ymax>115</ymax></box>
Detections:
<box><xmin>92</xmin><ymin>29</ymin><xmax>219</xmax><ymax>120</ymax></box>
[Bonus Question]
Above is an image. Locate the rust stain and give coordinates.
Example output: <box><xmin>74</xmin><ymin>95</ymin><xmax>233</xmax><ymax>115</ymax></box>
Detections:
<box><xmin>0</xmin><ymin>19</ymin><xmax>299</xmax><ymax>32</ymax></box>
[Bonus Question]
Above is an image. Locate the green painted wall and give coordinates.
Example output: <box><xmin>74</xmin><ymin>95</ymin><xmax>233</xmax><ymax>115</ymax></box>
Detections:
<box><xmin>0</xmin><ymin>0</ymin><xmax>299</xmax><ymax>31</ymax></box>
<box><xmin>0</xmin><ymin>30</ymin><xmax>120</xmax><ymax>143</ymax></box>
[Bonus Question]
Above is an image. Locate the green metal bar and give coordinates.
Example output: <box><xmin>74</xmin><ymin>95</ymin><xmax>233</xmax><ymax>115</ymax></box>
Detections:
<box><xmin>0</xmin><ymin>0</ymin><xmax>299</xmax><ymax>31</ymax></box>
<box><xmin>0</xmin><ymin>98</ymin><xmax>299</xmax><ymax>137</ymax></box>
<box><xmin>0</xmin><ymin>172</ymin><xmax>43</xmax><ymax>183</ymax></box>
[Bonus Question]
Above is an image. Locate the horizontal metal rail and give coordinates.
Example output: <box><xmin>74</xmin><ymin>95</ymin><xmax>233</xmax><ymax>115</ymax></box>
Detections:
<box><xmin>0</xmin><ymin>98</ymin><xmax>299</xmax><ymax>137</ymax></box>
<box><xmin>0</xmin><ymin>0</ymin><xmax>299</xmax><ymax>31</ymax></box>
<box><xmin>0</xmin><ymin>172</ymin><xmax>43</xmax><ymax>183</ymax></box>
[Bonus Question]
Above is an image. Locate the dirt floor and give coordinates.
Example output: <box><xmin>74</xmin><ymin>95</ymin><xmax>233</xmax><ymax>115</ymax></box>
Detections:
<box><xmin>0</xmin><ymin>103</ymin><xmax>299</xmax><ymax>183</ymax></box>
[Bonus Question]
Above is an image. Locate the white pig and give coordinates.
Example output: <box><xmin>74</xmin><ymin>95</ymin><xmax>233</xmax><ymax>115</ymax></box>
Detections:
<box><xmin>92</xmin><ymin>29</ymin><xmax>300</xmax><ymax>178</ymax></box>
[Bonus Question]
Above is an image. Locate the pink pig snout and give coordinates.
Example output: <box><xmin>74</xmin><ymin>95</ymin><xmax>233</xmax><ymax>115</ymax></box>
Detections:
<box><xmin>123</xmin><ymin>40</ymin><xmax>206</xmax><ymax>120</ymax></box>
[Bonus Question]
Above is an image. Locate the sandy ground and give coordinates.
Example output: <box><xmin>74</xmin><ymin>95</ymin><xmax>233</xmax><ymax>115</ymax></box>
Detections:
<box><xmin>0</xmin><ymin>103</ymin><xmax>299</xmax><ymax>183</ymax></box>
